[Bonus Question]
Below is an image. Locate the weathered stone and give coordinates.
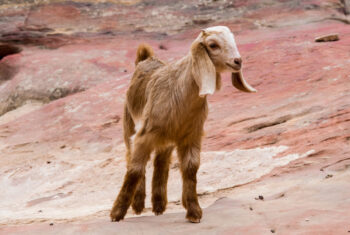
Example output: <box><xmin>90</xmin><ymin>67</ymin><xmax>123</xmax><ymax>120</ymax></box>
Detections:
<box><xmin>315</xmin><ymin>34</ymin><xmax>339</xmax><ymax>42</ymax></box>
<box><xmin>343</xmin><ymin>0</ymin><xmax>350</xmax><ymax>15</ymax></box>
<box><xmin>0</xmin><ymin>44</ymin><xmax>22</xmax><ymax>60</ymax></box>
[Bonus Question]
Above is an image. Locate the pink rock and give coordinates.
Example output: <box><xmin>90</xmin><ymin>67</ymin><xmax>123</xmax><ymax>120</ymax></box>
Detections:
<box><xmin>0</xmin><ymin>0</ymin><xmax>350</xmax><ymax>233</ymax></box>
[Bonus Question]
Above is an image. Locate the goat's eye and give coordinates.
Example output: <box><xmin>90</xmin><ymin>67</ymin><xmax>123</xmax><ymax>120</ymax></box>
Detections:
<box><xmin>209</xmin><ymin>43</ymin><xmax>219</xmax><ymax>49</ymax></box>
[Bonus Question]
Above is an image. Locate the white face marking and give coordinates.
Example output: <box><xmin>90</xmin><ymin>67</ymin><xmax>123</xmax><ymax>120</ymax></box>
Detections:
<box><xmin>204</xmin><ymin>26</ymin><xmax>241</xmax><ymax>59</ymax></box>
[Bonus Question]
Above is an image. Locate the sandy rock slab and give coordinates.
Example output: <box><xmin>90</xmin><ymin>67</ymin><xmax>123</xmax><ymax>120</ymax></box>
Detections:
<box><xmin>1</xmin><ymin>149</ymin><xmax>350</xmax><ymax>234</ymax></box>
<box><xmin>3</xmin><ymin>165</ymin><xmax>350</xmax><ymax>235</ymax></box>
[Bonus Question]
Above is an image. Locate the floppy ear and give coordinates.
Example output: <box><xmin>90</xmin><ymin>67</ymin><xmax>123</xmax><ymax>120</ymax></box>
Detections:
<box><xmin>191</xmin><ymin>37</ymin><xmax>216</xmax><ymax>97</ymax></box>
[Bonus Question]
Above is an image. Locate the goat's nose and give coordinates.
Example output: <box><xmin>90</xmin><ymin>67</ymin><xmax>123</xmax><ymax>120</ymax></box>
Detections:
<box><xmin>234</xmin><ymin>57</ymin><xmax>242</xmax><ymax>66</ymax></box>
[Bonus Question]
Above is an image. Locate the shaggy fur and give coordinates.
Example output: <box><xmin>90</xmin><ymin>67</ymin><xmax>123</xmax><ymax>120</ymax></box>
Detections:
<box><xmin>110</xmin><ymin>26</ymin><xmax>256</xmax><ymax>223</ymax></box>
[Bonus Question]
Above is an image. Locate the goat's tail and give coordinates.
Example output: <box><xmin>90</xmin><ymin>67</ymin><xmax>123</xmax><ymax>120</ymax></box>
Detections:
<box><xmin>135</xmin><ymin>43</ymin><xmax>154</xmax><ymax>65</ymax></box>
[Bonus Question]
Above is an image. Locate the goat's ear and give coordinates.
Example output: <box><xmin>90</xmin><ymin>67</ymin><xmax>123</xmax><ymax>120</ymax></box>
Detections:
<box><xmin>231</xmin><ymin>71</ymin><xmax>257</xmax><ymax>93</ymax></box>
<box><xmin>191</xmin><ymin>40</ymin><xmax>216</xmax><ymax>97</ymax></box>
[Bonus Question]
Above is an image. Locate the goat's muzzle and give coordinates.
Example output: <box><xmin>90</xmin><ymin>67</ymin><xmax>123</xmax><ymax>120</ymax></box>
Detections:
<box><xmin>226</xmin><ymin>61</ymin><xmax>241</xmax><ymax>71</ymax></box>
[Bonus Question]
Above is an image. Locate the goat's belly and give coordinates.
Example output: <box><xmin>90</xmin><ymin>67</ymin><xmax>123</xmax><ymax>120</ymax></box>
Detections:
<box><xmin>130</xmin><ymin>113</ymin><xmax>204</xmax><ymax>147</ymax></box>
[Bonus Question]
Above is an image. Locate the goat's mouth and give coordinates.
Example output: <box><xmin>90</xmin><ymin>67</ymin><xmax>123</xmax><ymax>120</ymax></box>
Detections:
<box><xmin>225</xmin><ymin>62</ymin><xmax>241</xmax><ymax>72</ymax></box>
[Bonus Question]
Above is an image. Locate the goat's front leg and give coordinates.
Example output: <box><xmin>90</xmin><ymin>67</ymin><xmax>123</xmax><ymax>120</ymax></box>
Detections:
<box><xmin>177</xmin><ymin>144</ymin><xmax>202</xmax><ymax>223</ymax></box>
<box><xmin>152</xmin><ymin>146</ymin><xmax>173</xmax><ymax>215</ymax></box>
<box><xmin>110</xmin><ymin>135</ymin><xmax>152</xmax><ymax>222</ymax></box>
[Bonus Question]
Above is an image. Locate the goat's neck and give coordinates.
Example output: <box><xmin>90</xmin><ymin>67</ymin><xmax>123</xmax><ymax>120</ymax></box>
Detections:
<box><xmin>175</xmin><ymin>54</ymin><xmax>206</xmax><ymax>104</ymax></box>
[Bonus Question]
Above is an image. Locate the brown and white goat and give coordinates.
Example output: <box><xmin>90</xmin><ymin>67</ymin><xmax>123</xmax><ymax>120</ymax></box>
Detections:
<box><xmin>110</xmin><ymin>26</ymin><xmax>256</xmax><ymax>223</ymax></box>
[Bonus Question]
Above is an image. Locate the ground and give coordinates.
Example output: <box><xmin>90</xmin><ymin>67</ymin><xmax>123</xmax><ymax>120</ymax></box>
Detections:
<box><xmin>0</xmin><ymin>0</ymin><xmax>349</xmax><ymax>234</ymax></box>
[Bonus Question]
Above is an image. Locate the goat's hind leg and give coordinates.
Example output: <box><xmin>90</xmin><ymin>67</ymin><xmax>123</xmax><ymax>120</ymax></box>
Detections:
<box><xmin>131</xmin><ymin>134</ymin><xmax>147</xmax><ymax>215</ymax></box>
<box><xmin>125</xmin><ymin>146</ymin><xmax>146</xmax><ymax>216</ymax></box>
<box><xmin>152</xmin><ymin>146</ymin><xmax>173</xmax><ymax>215</ymax></box>
<box><xmin>121</xmin><ymin>106</ymin><xmax>146</xmax><ymax>215</ymax></box>
<box><xmin>110</xmin><ymin>133</ymin><xmax>153</xmax><ymax>222</ymax></box>
<box><xmin>132</xmin><ymin>174</ymin><xmax>146</xmax><ymax>214</ymax></box>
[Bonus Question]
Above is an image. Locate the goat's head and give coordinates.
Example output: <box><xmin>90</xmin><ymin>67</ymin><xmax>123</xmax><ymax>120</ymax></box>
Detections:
<box><xmin>191</xmin><ymin>26</ymin><xmax>257</xmax><ymax>97</ymax></box>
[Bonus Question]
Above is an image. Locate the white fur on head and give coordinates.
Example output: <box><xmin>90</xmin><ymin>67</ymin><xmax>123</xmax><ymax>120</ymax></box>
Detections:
<box><xmin>204</xmin><ymin>26</ymin><xmax>241</xmax><ymax>60</ymax></box>
<box><xmin>192</xmin><ymin>26</ymin><xmax>256</xmax><ymax>96</ymax></box>
<box><xmin>203</xmin><ymin>26</ymin><xmax>257</xmax><ymax>93</ymax></box>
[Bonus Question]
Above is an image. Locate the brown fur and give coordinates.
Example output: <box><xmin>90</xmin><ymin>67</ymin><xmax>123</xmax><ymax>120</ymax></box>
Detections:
<box><xmin>111</xmin><ymin>42</ymin><xmax>207</xmax><ymax>223</ymax></box>
<box><xmin>134</xmin><ymin>44</ymin><xmax>154</xmax><ymax>65</ymax></box>
<box><xmin>110</xmin><ymin>28</ymin><xmax>255</xmax><ymax>223</ymax></box>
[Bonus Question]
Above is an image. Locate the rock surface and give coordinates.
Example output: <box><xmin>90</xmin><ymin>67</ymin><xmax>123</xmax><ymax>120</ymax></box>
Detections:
<box><xmin>0</xmin><ymin>0</ymin><xmax>350</xmax><ymax>234</ymax></box>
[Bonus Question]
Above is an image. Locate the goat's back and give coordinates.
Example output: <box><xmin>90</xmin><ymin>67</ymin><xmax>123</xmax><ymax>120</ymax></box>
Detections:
<box><xmin>126</xmin><ymin>57</ymin><xmax>165</xmax><ymax>119</ymax></box>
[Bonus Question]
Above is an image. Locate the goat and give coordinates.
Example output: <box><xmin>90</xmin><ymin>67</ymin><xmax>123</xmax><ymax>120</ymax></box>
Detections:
<box><xmin>110</xmin><ymin>26</ymin><xmax>256</xmax><ymax>223</ymax></box>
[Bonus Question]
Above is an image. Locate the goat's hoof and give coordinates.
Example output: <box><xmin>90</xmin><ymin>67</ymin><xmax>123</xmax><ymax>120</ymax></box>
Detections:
<box><xmin>132</xmin><ymin>207</ymin><xmax>144</xmax><ymax>215</ymax></box>
<box><xmin>110</xmin><ymin>207</ymin><xmax>126</xmax><ymax>222</ymax></box>
<box><xmin>132</xmin><ymin>200</ymin><xmax>145</xmax><ymax>215</ymax></box>
<box><xmin>154</xmin><ymin>211</ymin><xmax>163</xmax><ymax>216</ymax></box>
<box><xmin>152</xmin><ymin>206</ymin><xmax>165</xmax><ymax>216</ymax></box>
<box><xmin>188</xmin><ymin>217</ymin><xmax>201</xmax><ymax>223</ymax></box>
<box><xmin>152</xmin><ymin>201</ymin><xmax>167</xmax><ymax>215</ymax></box>
<box><xmin>186</xmin><ymin>207</ymin><xmax>202</xmax><ymax>223</ymax></box>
